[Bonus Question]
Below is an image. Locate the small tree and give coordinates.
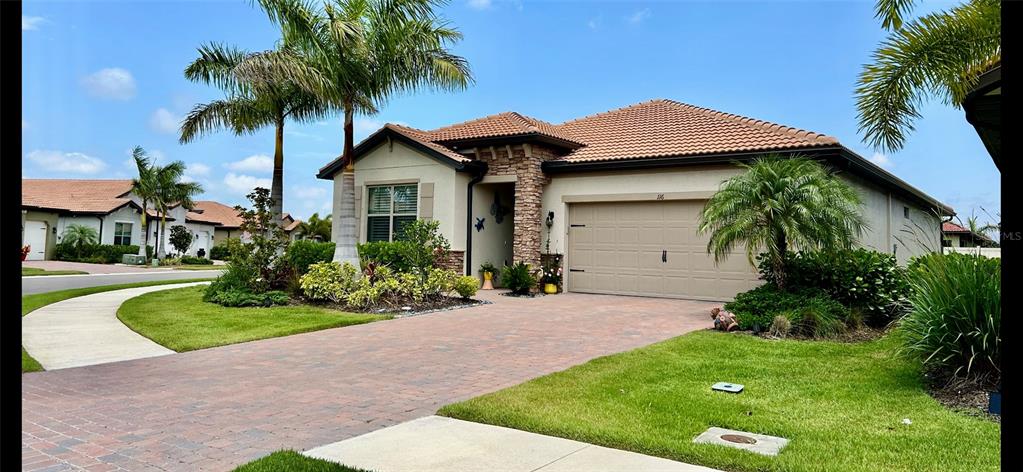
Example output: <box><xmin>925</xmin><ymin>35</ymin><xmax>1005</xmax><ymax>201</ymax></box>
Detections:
<box><xmin>234</xmin><ymin>187</ymin><xmax>291</xmax><ymax>292</ymax></box>
<box><xmin>61</xmin><ymin>224</ymin><xmax>99</xmax><ymax>258</ymax></box>
<box><xmin>398</xmin><ymin>219</ymin><xmax>450</xmax><ymax>280</ymax></box>
<box><xmin>169</xmin><ymin>225</ymin><xmax>193</xmax><ymax>256</ymax></box>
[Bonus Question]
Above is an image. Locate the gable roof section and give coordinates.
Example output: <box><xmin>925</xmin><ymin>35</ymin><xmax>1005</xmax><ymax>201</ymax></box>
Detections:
<box><xmin>192</xmin><ymin>201</ymin><xmax>244</xmax><ymax>229</ymax></box>
<box><xmin>317</xmin><ymin>124</ymin><xmax>475</xmax><ymax>178</ymax></box>
<box><xmin>428</xmin><ymin>112</ymin><xmax>584</xmax><ymax>147</ymax></box>
<box><xmin>22</xmin><ymin>179</ymin><xmax>139</xmax><ymax>214</ymax></box>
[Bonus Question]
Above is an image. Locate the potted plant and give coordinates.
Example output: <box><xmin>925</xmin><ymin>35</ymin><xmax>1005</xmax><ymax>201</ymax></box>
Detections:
<box><xmin>541</xmin><ymin>258</ymin><xmax>562</xmax><ymax>294</ymax></box>
<box><xmin>21</xmin><ymin>245</ymin><xmax>31</xmax><ymax>262</ymax></box>
<box><xmin>479</xmin><ymin>262</ymin><xmax>499</xmax><ymax>290</ymax></box>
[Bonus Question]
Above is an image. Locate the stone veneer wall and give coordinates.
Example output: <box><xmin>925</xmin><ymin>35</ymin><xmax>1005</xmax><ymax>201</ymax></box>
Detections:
<box><xmin>436</xmin><ymin>250</ymin><xmax>465</xmax><ymax>273</ymax></box>
<box><xmin>473</xmin><ymin>143</ymin><xmax>562</xmax><ymax>268</ymax></box>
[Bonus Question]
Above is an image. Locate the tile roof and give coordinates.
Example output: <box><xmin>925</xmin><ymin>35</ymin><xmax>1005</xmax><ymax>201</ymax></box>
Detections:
<box><xmin>22</xmin><ymin>179</ymin><xmax>136</xmax><ymax>214</ymax></box>
<box><xmin>192</xmin><ymin>201</ymin><xmax>244</xmax><ymax>228</ymax></box>
<box><xmin>342</xmin><ymin>99</ymin><xmax>839</xmax><ymax>169</ymax></box>
<box><xmin>555</xmin><ymin>99</ymin><xmax>838</xmax><ymax>162</ymax></box>
<box><xmin>942</xmin><ymin>222</ymin><xmax>969</xmax><ymax>233</ymax></box>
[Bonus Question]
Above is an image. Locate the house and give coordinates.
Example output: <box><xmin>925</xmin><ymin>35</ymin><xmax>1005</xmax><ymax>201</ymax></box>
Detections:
<box><xmin>317</xmin><ymin>99</ymin><xmax>953</xmax><ymax>301</ymax></box>
<box><xmin>942</xmin><ymin>221</ymin><xmax>997</xmax><ymax>248</ymax></box>
<box><xmin>963</xmin><ymin>61</ymin><xmax>1000</xmax><ymax>171</ymax></box>
<box><xmin>191</xmin><ymin>200</ymin><xmax>304</xmax><ymax>244</ymax></box>
<box><xmin>21</xmin><ymin>180</ymin><xmax>303</xmax><ymax>260</ymax></box>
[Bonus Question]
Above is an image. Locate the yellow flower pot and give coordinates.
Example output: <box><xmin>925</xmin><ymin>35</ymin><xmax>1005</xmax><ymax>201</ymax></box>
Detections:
<box><xmin>544</xmin><ymin>283</ymin><xmax>558</xmax><ymax>294</ymax></box>
<box><xmin>481</xmin><ymin>271</ymin><xmax>494</xmax><ymax>290</ymax></box>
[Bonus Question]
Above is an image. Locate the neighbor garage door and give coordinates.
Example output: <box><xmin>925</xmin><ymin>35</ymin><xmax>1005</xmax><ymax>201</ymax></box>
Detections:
<box><xmin>567</xmin><ymin>200</ymin><xmax>759</xmax><ymax>301</ymax></box>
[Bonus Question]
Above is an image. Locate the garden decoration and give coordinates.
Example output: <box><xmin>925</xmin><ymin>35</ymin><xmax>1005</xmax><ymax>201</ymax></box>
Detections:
<box><xmin>490</xmin><ymin>194</ymin><xmax>510</xmax><ymax>224</ymax></box>
<box><xmin>710</xmin><ymin>307</ymin><xmax>739</xmax><ymax>331</ymax></box>
<box><xmin>21</xmin><ymin>245</ymin><xmax>30</xmax><ymax>261</ymax></box>
<box><xmin>475</xmin><ymin>217</ymin><xmax>485</xmax><ymax>232</ymax></box>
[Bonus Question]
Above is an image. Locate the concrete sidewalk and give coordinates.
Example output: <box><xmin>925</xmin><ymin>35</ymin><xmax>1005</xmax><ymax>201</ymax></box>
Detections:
<box><xmin>22</xmin><ymin>282</ymin><xmax>208</xmax><ymax>370</ymax></box>
<box><xmin>305</xmin><ymin>416</ymin><xmax>722</xmax><ymax>472</ymax></box>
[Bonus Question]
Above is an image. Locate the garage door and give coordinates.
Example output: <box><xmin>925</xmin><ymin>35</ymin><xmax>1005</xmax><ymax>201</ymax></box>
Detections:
<box><xmin>23</xmin><ymin>220</ymin><xmax>48</xmax><ymax>261</ymax></box>
<box><xmin>567</xmin><ymin>200</ymin><xmax>760</xmax><ymax>301</ymax></box>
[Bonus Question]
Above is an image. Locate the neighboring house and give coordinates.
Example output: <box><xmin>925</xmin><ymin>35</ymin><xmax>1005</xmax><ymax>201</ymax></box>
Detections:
<box><xmin>318</xmin><ymin>99</ymin><xmax>953</xmax><ymax>301</ymax></box>
<box><xmin>942</xmin><ymin>221</ymin><xmax>997</xmax><ymax>248</ymax></box>
<box><xmin>191</xmin><ymin>200</ymin><xmax>303</xmax><ymax>245</ymax></box>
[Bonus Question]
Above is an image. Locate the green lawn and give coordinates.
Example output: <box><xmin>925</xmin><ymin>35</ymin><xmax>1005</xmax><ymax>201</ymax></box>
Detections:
<box><xmin>21</xmin><ymin>277</ymin><xmax>216</xmax><ymax>373</ymax></box>
<box><xmin>22</xmin><ymin>267</ymin><xmax>88</xmax><ymax>276</ymax></box>
<box><xmin>234</xmin><ymin>451</ymin><xmax>370</xmax><ymax>472</ymax></box>
<box><xmin>439</xmin><ymin>330</ymin><xmax>1000</xmax><ymax>472</ymax></box>
<box><xmin>117</xmin><ymin>286</ymin><xmax>389</xmax><ymax>352</ymax></box>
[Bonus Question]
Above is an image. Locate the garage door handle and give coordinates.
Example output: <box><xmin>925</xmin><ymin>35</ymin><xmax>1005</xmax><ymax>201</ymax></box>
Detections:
<box><xmin>662</xmin><ymin>250</ymin><xmax>667</xmax><ymax>263</ymax></box>
<box><xmin>569</xmin><ymin>268</ymin><xmax>585</xmax><ymax>272</ymax></box>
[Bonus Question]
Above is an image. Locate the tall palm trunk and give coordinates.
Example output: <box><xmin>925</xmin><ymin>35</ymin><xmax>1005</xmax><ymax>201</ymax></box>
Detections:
<box><xmin>157</xmin><ymin>212</ymin><xmax>167</xmax><ymax>259</ymax></box>
<box><xmin>271</xmin><ymin>118</ymin><xmax>285</xmax><ymax>229</ymax></box>
<box><xmin>332</xmin><ymin>103</ymin><xmax>361</xmax><ymax>272</ymax></box>
<box><xmin>138</xmin><ymin>201</ymin><xmax>148</xmax><ymax>259</ymax></box>
<box><xmin>774</xmin><ymin>231</ymin><xmax>788</xmax><ymax>290</ymax></box>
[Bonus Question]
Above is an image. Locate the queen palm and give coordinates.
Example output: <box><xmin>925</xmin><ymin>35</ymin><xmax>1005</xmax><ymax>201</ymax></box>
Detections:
<box><xmin>129</xmin><ymin>145</ymin><xmax>158</xmax><ymax>260</ymax></box>
<box><xmin>152</xmin><ymin>161</ymin><xmax>204</xmax><ymax>260</ymax></box>
<box><xmin>698</xmin><ymin>155</ymin><xmax>868</xmax><ymax>289</ymax></box>
<box><xmin>251</xmin><ymin>0</ymin><xmax>472</xmax><ymax>267</ymax></box>
<box><xmin>856</xmin><ymin>0</ymin><xmax>1000</xmax><ymax>160</ymax></box>
<box><xmin>180</xmin><ymin>43</ymin><xmax>328</xmax><ymax>228</ymax></box>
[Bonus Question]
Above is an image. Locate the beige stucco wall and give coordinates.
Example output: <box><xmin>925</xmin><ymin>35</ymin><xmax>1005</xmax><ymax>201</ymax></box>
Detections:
<box><xmin>56</xmin><ymin>205</ymin><xmax>143</xmax><ymax>248</ymax></box>
<box><xmin>344</xmin><ymin>140</ymin><xmax>468</xmax><ymax>250</ymax></box>
<box><xmin>23</xmin><ymin>210</ymin><xmax>60</xmax><ymax>260</ymax></box>
<box><xmin>469</xmin><ymin>182</ymin><xmax>515</xmax><ymax>282</ymax></box>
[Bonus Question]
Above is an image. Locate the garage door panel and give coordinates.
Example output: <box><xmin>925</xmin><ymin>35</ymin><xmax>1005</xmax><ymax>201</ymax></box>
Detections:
<box><xmin>568</xmin><ymin>200</ymin><xmax>760</xmax><ymax>301</ymax></box>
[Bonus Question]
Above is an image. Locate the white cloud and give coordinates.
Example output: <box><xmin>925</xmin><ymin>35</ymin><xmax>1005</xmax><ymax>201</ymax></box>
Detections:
<box><xmin>467</xmin><ymin>0</ymin><xmax>492</xmax><ymax>10</ymax></box>
<box><xmin>588</xmin><ymin>16</ymin><xmax>602</xmax><ymax>30</ymax></box>
<box><xmin>23</xmin><ymin>16</ymin><xmax>45</xmax><ymax>31</ymax></box>
<box><xmin>868</xmin><ymin>152</ymin><xmax>894</xmax><ymax>169</ymax></box>
<box><xmin>81</xmin><ymin>68</ymin><xmax>137</xmax><ymax>100</ymax></box>
<box><xmin>626</xmin><ymin>8</ymin><xmax>651</xmax><ymax>25</ymax></box>
<box><xmin>149</xmin><ymin>108</ymin><xmax>180</xmax><ymax>134</ymax></box>
<box><xmin>224</xmin><ymin>173</ymin><xmax>272</xmax><ymax>195</ymax></box>
<box><xmin>27</xmin><ymin>150</ymin><xmax>107</xmax><ymax>174</ymax></box>
<box><xmin>187</xmin><ymin>162</ymin><xmax>211</xmax><ymax>176</ymax></box>
<box><xmin>225</xmin><ymin>154</ymin><xmax>274</xmax><ymax>173</ymax></box>
<box><xmin>294</xmin><ymin>186</ymin><xmax>327</xmax><ymax>199</ymax></box>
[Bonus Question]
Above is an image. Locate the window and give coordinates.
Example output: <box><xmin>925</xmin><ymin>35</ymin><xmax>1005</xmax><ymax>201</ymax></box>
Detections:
<box><xmin>903</xmin><ymin>206</ymin><xmax>910</xmax><ymax>219</ymax></box>
<box><xmin>366</xmin><ymin>184</ymin><xmax>418</xmax><ymax>242</ymax></box>
<box><xmin>114</xmin><ymin>222</ymin><xmax>133</xmax><ymax>246</ymax></box>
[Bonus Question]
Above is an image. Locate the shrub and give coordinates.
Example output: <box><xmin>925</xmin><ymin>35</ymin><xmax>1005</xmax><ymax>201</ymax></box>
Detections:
<box><xmin>501</xmin><ymin>261</ymin><xmax>537</xmax><ymax>295</ymax></box>
<box><xmin>758</xmin><ymin>249</ymin><xmax>910</xmax><ymax>327</ymax></box>
<box><xmin>725</xmin><ymin>284</ymin><xmax>849</xmax><ymax>332</ymax></box>
<box><xmin>769</xmin><ymin>315</ymin><xmax>791</xmax><ymax>338</ymax></box>
<box><xmin>299</xmin><ymin>262</ymin><xmax>359</xmax><ymax>303</ymax></box>
<box><xmin>787</xmin><ymin>296</ymin><xmax>848</xmax><ymax>338</ymax></box>
<box><xmin>398</xmin><ymin>219</ymin><xmax>451</xmax><ymax>274</ymax></box>
<box><xmin>55</xmin><ymin>243</ymin><xmax>141</xmax><ymax>264</ymax></box>
<box><xmin>204</xmin><ymin>288</ymin><xmax>289</xmax><ymax>307</ymax></box>
<box><xmin>209</xmin><ymin>244</ymin><xmax>230</xmax><ymax>261</ymax></box>
<box><xmin>898</xmin><ymin>252</ymin><xmax>1000</xmax><ymax>380</ymax></box>
<box><xmin>358</xmin><ymin>241</ymin><xmax>417</xmax><ymax>273</ymax></box>
<box><xmin>454</xmin><ymin>276</ymin><xmax>480</xmax><ymax>299</ymax></box>
<box><xmin>180</xmin><ymin>256</ymin><xmax>213</xmax><ymax>265</ymax></box>
<box><xmin>169</xmin><ymin>225</ymin><xmax>193</xmax><ymax>255</ymax></box>
<box><xmin>286</xmin><ymin>240</ymin><xmax>336</xmax><ymax>275</ymax></box>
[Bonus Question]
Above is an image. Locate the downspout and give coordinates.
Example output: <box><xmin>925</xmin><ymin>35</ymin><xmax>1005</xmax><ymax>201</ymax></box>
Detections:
<box><xmin>464</xmin><ymin>162</ymin><xmax>488</xmax><ymax>276</ymax></box>
<box><xmin>96</xmin><ymin>216</ymin><xmax>104</xmax><ymax>244</ymax></box>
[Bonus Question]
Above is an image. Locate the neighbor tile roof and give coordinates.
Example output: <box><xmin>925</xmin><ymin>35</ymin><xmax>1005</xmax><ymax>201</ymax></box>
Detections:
<box><xmin>22</xmin><ymin>179</ymin><xmax>136</xmax><ymax>214</ymax></box>
<box><xmin>942</xmin><ymin>222</ymin><xmax>971</xmax><ymax>233</ymax></box>
<box><xmin>346</xmin><ymin>99</ymin><xmax>838</xmax><ymax>168</ymax></box>
<box><xmin>192</xmin><ymin>201</ymin><xmax>244</xmax><ymax>228</ymax></box>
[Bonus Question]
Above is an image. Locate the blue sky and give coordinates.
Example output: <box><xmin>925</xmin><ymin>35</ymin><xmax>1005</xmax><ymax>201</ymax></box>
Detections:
<box><xmin>22</xmin><ymin>0</ymin><xmax>1000</xmax><ymax>225</ymax></box>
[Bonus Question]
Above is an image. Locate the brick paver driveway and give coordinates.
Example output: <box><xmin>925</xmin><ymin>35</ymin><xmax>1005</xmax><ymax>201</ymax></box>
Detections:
<box><xmin>22</xmin><ymin>291</ymin><xmax>716</xmax><ymax>471</ymax></box>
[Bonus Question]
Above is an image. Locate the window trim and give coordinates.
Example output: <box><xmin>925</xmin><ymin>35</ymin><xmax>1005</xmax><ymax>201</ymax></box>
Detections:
<box><xmin>113</xmin><ymin>221</ymin><xmax>133</xmax><ymax>246</ymax></box>
<box><xmin>365</xmin><ymin>183</ymin><xmax>419</xmax><ymax>242</ymax></box>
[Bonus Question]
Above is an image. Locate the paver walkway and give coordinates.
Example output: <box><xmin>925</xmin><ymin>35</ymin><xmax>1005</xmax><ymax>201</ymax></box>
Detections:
<box><xmin>23</xmin><ymin>290</ymin><xmax>718</xmax><ymax>471</ymax></box>
<box><xmin>306</xmin><ymin>415</ymin><xmax>723</xmax><ymax>472</ymax></box>
<box><xmin>23</xmin><ymin>282</ymin><xmax>209</xmax><ymax>370</ymax></box>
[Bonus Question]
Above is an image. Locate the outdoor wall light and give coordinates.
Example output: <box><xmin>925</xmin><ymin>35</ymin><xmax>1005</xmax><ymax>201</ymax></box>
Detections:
<box><xmin>545</xmin><ymin>211</ymin><xmax>555</xmax><ymax>229</ymax></box>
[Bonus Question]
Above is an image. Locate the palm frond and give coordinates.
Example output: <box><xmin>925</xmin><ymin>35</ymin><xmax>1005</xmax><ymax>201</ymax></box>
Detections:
<box><xmin>875</xmin><ymin>0</ymin><xmax>919</xmax><ymax>31</ymax></box>
<box><xmin>184</xmin><ymin>43</ymin><xmax>250</xmax><ymax>92</ymax></box>
<box><xmin>179</xmin><ymin>98</ymin><xmax>273</xmax><ymax>143</ymax></box>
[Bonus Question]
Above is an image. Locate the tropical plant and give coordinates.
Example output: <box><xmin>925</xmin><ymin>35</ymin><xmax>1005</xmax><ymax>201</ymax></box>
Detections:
<box><xmin>129</xmin><ymin>145</ymin><xmax>159</xmax><ymax>260</ymax></box>
<box><xmin>180</xmin><ymin>43</ymin><xmax>328</xmax><ymax>228</ymax></box>
<box><xmin>169</xmin><ymin>225</ymin><xmax>193</xmax><ymax>255</ymax></box>
<box><xmin>724</xmin><ymin>284</ymin><xmax>849</xmax><ymax>333</ymax></box>
<box><xmin>151</xmin><ymin>161</ymin><xmax>204</xmax><ymax>259</ymax></box>
<box><xmin>856</xmin><ymin>0</ymin><xmax>1000</xmax><ymax>160</ymax></box>
<box><xmin>60</xmin><ymin>224</ymin><xmax>99</xmax><ymax>257</ymax></box>
<box><xmin>698</xmin><ymin>156</ymin><xmax>867</xmax><ymax>289</ymax></box>
<box><xmin>479</xmin><ymin>261</ymin><xmax>499</xmax><ymax>276</ymax></box>
<box><xmin>251</xmin><ymin>0</ymin><xmax>473</xmax><ymax>267</ymax></box>
<box><xmin>501</xmin><ymin>261</ymin><xmax>537</xmax><ymax>296</ymax></box>
<box><xmin>397</xmin><ymin>219</ymin><xmax>450</xmax><ymax>278</ymax></box>
<box><xmin>899</xmin><ymin>252</ymin><xmax>1000</xmax><ymax>382</ymax></box>
<box><xmin>296</xmin><ymin>212</ymin><xmax>332</xmax><ymax>241</ymax></box>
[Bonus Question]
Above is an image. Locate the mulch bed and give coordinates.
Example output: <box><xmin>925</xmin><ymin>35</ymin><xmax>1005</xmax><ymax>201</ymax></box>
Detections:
<box><xmin>925</xmin><ymin>373</ymin><xmax>1000</xmax><ymax>422</ymax></box>
<box><xmin>313</xmin><ymin>296</ymin><xmax>488</xmax><ymax>318</ymax></box>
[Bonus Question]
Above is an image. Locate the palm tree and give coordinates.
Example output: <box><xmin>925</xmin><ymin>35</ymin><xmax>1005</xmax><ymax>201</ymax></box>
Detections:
<box><xmin>296</xmin><ymin>212</ymin><xmax>331</xmax><ymax>241</ymax></box>
<box><xmin>698</xmin><ymin>155</ymin><xmax>868</xmax><ymax>289</ymax></box>
<box><xmin>180</xmin><ymin>43</ymin><xmax>328</xmax><ymax>228</ymax></box>
<box><xmin>61</xmin><ymin>224</ymin><xmax>99</xmax><ymax>258</ymax></box>
<box><xmin>152</xmin><ymin>161</ymin><xmax>204</xmax><ymax>260</ymax></box>
<box><xmin>130</xmin><ymin>146</ymin><xmax>158</xmax><ymax>260</ymax></box>
<box><xmin>856</xmin><ymin>0</ymin><xmax>1000</xmax><ymax>157</ymax></box>
<box><xmin>251</xmin><ymin>0</ymin><xmax>472</xmax><ymax>268</ymax></box>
